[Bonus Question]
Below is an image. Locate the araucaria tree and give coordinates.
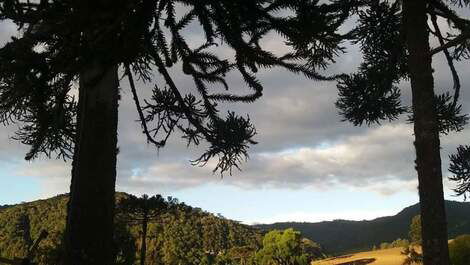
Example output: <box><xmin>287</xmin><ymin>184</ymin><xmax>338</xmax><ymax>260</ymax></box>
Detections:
<box><xmin>0</xmin><ymin>0</ymin><xmax>350</xmax><ymax>263</ymax></box>
<box><xmin>335</xmin><ymin>1</ymin><xmax>470</xmax><ymax>264</ymax></box>
<box><xmin>449</xmin><ymin>145</ymin><xmax>470</xmax><ymax>198</ymax></box>
<box><xmin>116</xmin><ymin>194</ymin><xmax>167</xmax><ymax>265</ymax></box>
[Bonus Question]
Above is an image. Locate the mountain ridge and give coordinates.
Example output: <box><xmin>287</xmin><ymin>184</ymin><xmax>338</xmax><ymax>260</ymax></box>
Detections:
<box><xmin>254</xmin><ymin>200</ymin><xmax>470</xmax><ymax>254</ymax></box>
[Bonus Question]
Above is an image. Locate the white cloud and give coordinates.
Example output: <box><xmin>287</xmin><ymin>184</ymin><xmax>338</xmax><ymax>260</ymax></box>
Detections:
<box><xmin>111</xmin><ymin>124</ymin><xmax>419</xmax><ymax>196</ymax></box>
<box><xmin>246</xmin><ymin>208</ymin><xmax>402</xmax><ymax>225</ymax></box>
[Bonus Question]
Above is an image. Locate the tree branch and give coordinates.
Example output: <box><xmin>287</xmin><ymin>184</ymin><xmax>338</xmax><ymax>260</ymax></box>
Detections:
<box><xmin>430</xmin><ymin>14</ymin><xmax>461</xmax><ymax>105</ymax></box>
<box><xmin>124</xmin><ymin>63</ymin><xmax>165</xmax><ymax>148</ymax></box>
<box><xmin>430</xmin><ymin>32</ymin><xmax>470</xmax><ymax>56</ymax></box>
<box><xmin>429</xmin><ymin>0</ymin><xmax>470</xmax><ymax>29</ymax></box>
<box><xmin>146</xmin><ymin>45</ymin><xmax>212</xmax><ymax>141</ymax></box>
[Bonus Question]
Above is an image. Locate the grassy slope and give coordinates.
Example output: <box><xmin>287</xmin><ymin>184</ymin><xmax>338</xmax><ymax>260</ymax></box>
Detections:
<box><xmin>313</xmin><ymin>247</ymin><xmax>409</xmax><ymax>265</ymax></box>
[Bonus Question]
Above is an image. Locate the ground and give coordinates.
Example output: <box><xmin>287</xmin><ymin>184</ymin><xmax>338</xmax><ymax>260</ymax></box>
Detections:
<box><xmin>313</xmin><ymin>247</ymin><xmax>411</xmax><ymax>265</ymax></box>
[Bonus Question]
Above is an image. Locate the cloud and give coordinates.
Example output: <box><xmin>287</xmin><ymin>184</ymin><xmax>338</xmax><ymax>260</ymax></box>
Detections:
<box><xmin>114</xmin><ymin>123</ymin><xmax>419</xmax><ymax>196</ymax></box>
<box><xmin>15</xmin><ymin>160</ymin><xmax>71</xmax><ymax>198</ymax></box>
<box><xmin>0</xmin><ymin>20</ymin><xmax>17</xmax><ymax>46</ymax></box>
<box><xmin>1</xmin><ymin>10</ymin><xmax>470</xmax><ymax>201</ymax></box>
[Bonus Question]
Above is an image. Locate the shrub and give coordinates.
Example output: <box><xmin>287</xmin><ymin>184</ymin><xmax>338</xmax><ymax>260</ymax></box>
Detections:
<box><xmin>391</xmin><ymin>239</ymin><xmax>410</xmax><ymax>249</ymax></box>
<box><xmin>380</xmin><ymin>242</ymin><xmax>390</xmax><ymax>249</ymax></box>
<box><xmin>379</xmin><ymin>239</ymin><xmax>409</xmax><ymax>250</ymax></box>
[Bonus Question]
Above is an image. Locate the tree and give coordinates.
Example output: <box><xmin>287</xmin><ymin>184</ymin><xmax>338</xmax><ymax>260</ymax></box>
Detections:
<box><xmin>162</xmin><ymin>214</ymin><xmax>205</xmax><ymax>265</ymax></box>
<box><xmin>116</xmin><ymin>194</ymin><xmax>167</xmax><ymax>265</ymax></box>
<box><xmin>0</xmin><ymin>1</ymin><xmax>350</xmax><ymax>263</ymax></box>
<box><xmin>255</xmin><ymin>229</ymin><xmax>309</xmax><ymax>265</ymax></box>
<box><xmin>225</xmin><ymin>246</ymin><xmax>257</xmax><ymax>265</ymax></box>
<box><xmin>449</xmin><ymin>145</ymin><xmax>470</xmax><ymax>198</ymax></box>
<box><xmin>334</xmin><ymin>1</ymin><xmax>470</xmax><ymax>264</ymax></box>
<box><xmin>409</xmin><ymin>215</ymin><xmax>422</xmax><ymax>245</ymax></box>
<box><xmin>114</xmin><ymin>221</ymin><xmax>137</xmax><ymax>265</ymax></box>
<box><xmin>300</xmin><ymin>238</ymin><xmax>324</xmax><ymax>261</ymax></box>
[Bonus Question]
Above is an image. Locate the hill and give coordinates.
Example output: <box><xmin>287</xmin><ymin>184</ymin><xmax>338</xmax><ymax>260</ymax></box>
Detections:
<box><xmin>255</xmin><ymin>200</ymin><xmax>470</xmax><ymax>254</ymax></box>
<box><xmin>0</xmin><ymin>193</ymin><xmax>262</xmax><ymax>264</ymax></box>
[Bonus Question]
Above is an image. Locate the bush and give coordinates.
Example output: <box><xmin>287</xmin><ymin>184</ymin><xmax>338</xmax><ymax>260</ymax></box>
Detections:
<box><xmin>449</xmin><ymin>235</ymin><xmax>470</xmax><ymax>265</ymax></box>
<box><xmin>379</xmin><ymin>239</ymin><xmax>409</xmax><ymax>250</ymax></box>
<box><xmin>380</xmin><ymin>242</ymin><xmax>390</xmax><ymax>249</ymax></box>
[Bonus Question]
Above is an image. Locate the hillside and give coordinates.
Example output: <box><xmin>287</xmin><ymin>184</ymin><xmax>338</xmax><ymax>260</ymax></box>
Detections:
<box><xmin>255</xmin><ymin>200</ymin><xmax>470</xmax><ymax>254</ymax></box>
<box><xmin>313</xmin><ymin>247</ymin><xmax>414</xmax><ymax>265</ymax></box>
<box><xmin>0</xmin><ymin>193</ymin><xmax>262</xmax><ymax>264</ymax></box>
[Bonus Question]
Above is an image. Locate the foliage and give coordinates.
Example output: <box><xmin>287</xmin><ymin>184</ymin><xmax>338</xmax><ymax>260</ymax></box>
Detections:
<box><xmin>114</xmin><ymin>221</ymin><xmax>137</xmax><ymax>265</ymax></box>
<box><xmin>401</xmin><ymin>246</ymin><xmax>422</xmax><ymax>265</ymax></box>
<box><xmin>336</xmin><ymin>1</ymin><xmax>408</xmax><ymax>126</ymax></box>
<box><xmin>379</xmin><ymin>238</ymin><xmax>410</xmax><ymax>250</ymax></box>
<box><xmin>0</xmin><ymin>0</ymin><xmax>352</xmax><ymax>174</ymax></box>
<box><xmin>449</xmin><ymin>145</ymin><xmax>470</xmax><ymax>198</ymax></box>
<box><xmin>391</xmin><ymin>239</ymin><xmax>409</xmax><ymax>249</ymax></box>
<box><xmin>408</xmin><ymin>215</ymin><xmax>421</xmax><ymax>244</ymax></box>
<box><xmin>0</xmin><ymin>194</ymin><xmax>262</xmax><ymax>265</ymax></box>
<box><xmin>449</xmin><ymin>234</ymin><xmax>470</xmax><ymax>265</ymax></box>
<box><xmin>379</xmin><ymin>242</ymin><xmax>391</xmax><ymax>250</ymax></box>
<box><xmin>116</xmin><ymin>194</ymin><xmax>169</xmax><ymax>265</ymax></box>
<box><xmin>335</xmin><ymin>0</ymin><xmax>470</xmax><ymax>131</ymax></box>
<box><xmin>254</xmin><ymin>228</ymin><xmax>309</xmax><ymax>265</ymax></box>
<box><xmin>116</xmin><ymin>194</ymin><xmax>168</xmax><ymax>222</ymax></box>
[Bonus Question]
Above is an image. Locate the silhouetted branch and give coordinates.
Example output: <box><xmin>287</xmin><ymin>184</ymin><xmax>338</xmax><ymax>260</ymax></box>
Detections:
<box><xmin>124</xmin><ymin>63</ymin><xmax>165</xmax><ymax>148</ymax></box>
<box><xmin>430</xmin><ymin>32</ymin><xmax>470</xmax><ymax>56</ymax></box>
<box><xmin>430</xmin><ymin>14</ymin><xmax>461</xmax><ymax>106</ymax></box>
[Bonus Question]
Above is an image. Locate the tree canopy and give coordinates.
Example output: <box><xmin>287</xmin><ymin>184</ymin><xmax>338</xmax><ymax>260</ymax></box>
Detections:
<box><xmin>255</xmin><ymin>228</ymin><xmax>309</xmax><ymax>265</ymax></box>
<box><xmin>0</xmin><ymin>0</ymin><xmax>351</xmax><ymax>173</ymax></box>
<box><xmin>336</xmin><ymin>0</ymin><xmax>469</xmax><ymax>130</ymax></box>
<box><xmin>449</xmin><ymin>145</ymin><xmax>470</xmax><ymax>198</ymax></box>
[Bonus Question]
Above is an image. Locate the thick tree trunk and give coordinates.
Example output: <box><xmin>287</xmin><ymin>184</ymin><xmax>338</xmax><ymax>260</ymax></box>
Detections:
<box><xmin>402</xmin><ymin>1</ymin><xmax>450</xmax><ymax>265</ymax></box>
<box><xmin>64</xmin><ymin>61</ymin><xmax>119</xmax><ymax>264</ymax></box>
<box><xmin>140</xmin><ymin>213</ymin><xmax>148</xmax><ymax>265</ymax></box>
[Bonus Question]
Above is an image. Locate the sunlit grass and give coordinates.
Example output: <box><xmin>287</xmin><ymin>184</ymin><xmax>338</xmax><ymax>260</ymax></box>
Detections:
<box><xmin>313</xmin><ymin>247</ymin><xmax>420</xmax><ymax>265</ymax></box>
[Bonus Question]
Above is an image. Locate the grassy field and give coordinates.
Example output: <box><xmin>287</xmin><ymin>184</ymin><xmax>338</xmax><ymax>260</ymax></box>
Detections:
<box><xmin>313</xmin><ymin>247</ymin><xmax>412</xmax><ymax>265</ymax></box>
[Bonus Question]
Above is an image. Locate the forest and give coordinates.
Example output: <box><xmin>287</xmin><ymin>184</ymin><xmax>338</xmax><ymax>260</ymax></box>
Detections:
<box><xmin>0</xmin><ymin>193</ymin><xmax>324</xmax><ymax>265</ymax></box>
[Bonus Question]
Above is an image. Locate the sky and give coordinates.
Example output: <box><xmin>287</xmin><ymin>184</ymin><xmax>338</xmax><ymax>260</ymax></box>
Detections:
<box><xmin>1</xmin><ymin>8</ymin><xmax>469</xmax><ymax>225</ymax></box>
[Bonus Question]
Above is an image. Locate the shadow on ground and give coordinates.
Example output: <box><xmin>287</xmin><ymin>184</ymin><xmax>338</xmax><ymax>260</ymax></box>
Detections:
<box><xmin>336</xmin><ymin>258</ymin><xmax>376</xmax><ymax>265</ymax></box>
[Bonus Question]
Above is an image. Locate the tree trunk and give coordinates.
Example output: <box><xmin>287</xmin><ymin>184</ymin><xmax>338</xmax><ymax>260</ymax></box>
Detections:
<box><xmin>140</xmin><ymin>213</ymin><xmax>148</xmax><ymax>265</ymax></box>
<box><xmin>64</xmin><ymin>61</ymin><xmax>119</xmax><ymax>264</ymax></box>
<box><xmin>402</xmin><ymin>1</ymin><xmax>450</xmax><ymax>265</ymax></box>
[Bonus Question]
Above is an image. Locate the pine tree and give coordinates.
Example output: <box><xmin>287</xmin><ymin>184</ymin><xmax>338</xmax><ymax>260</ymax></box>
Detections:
<box><xmin>449</xmin><ymin>145</ymin><xmax>470</xmax><ymax>198</ymax></box>
<box><xmin>0</xmin><ymin>0</ymin><xmax>350</xmax><ymax>263</ymax></box>
<box><xmin>116</xmin><ymin>194</ymin><xmax>167</xmax><ymax>265</ymax></box>
<box><xmin>334</xmin><ymin>1</ymin><xmax>470</xmax><ymax>264</ymax></box>
<box><xmin>409</xmin><ymin>215</ymin><xmax>422</xmax><ymax>245</ymax></box>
